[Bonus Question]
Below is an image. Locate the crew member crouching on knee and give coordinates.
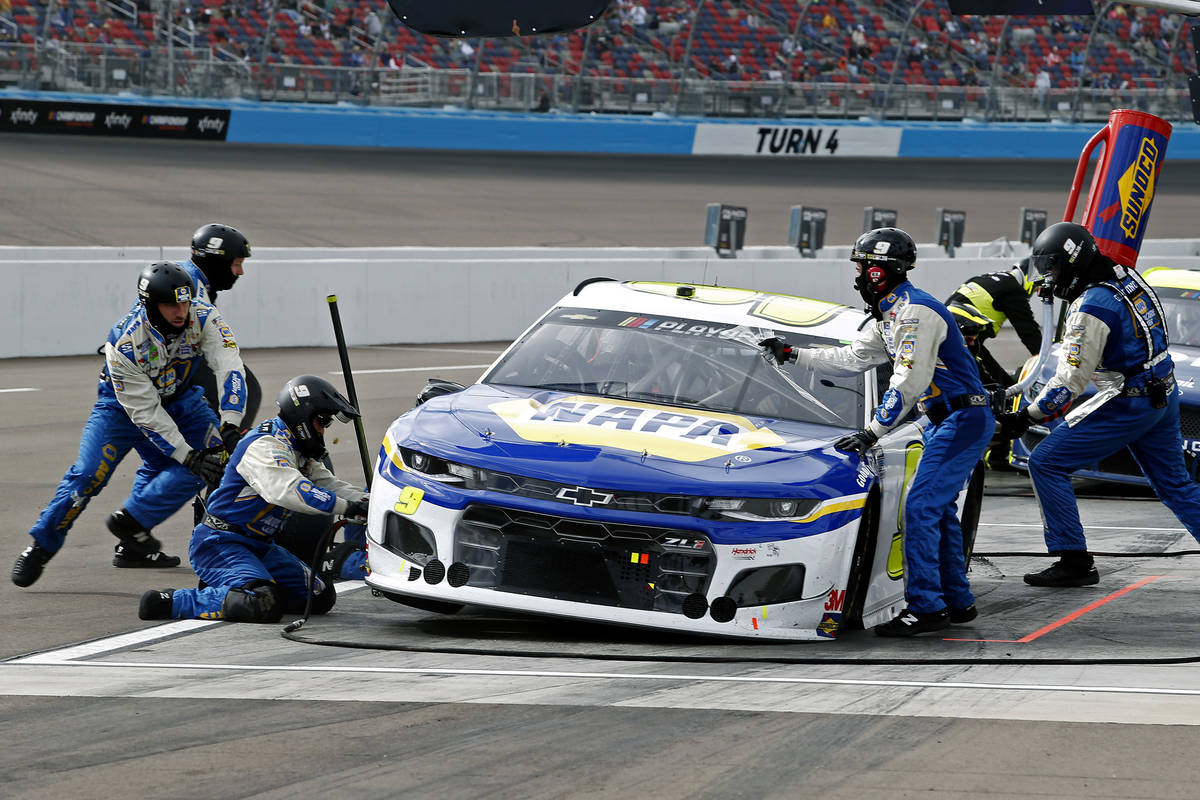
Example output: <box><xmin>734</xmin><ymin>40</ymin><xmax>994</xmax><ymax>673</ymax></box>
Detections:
<box><xmin>138</xmin><ymin>374</ymin><xmax>369</xmax><ymax>622</ymax></box>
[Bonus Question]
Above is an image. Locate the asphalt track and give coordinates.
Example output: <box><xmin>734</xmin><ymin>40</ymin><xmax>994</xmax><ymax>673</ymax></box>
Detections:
<box><xmin>5</xmin><ymin>135</ymin><xmax>1200</xmax><ymax>799</ymax></box>
<box><xmin>2</xmin><ymin>134</ymin><xmax>1199</xmax><ymax>248</ymax></box>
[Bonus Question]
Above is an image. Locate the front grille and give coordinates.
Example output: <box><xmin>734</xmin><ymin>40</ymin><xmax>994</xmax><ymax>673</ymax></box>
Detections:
<box><xmin>453</xmin><ymin>504</ymin><xmax>715</xmax><ymax>614</ymax></box>
<box><xmin>471</xmin><ymin>470</ymin><xmax>694</xmax><ymax>515</ymax></box>
<box><xmin>1181</xmin><ymin>407</ymin><xmax>1200</xmax><ymax>441</ymax></box>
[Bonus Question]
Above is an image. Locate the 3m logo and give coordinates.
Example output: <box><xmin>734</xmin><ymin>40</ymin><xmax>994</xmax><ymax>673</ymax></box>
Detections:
<box><xmin>1118</xmin><ymin>137</ymin><xmax>1160</xmax><ymax>240</ymax></box>
<box><xmin>825</xmin><ymin>588</ymin><xmax>846</xmax><ymax>612</ymax></box>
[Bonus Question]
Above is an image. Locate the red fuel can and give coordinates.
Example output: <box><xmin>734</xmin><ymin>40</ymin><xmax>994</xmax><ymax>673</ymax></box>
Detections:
<box><xmin>1062</xmin><ymin>109</ymin><xmax>1172</xmax><ymax>268</ymax></box>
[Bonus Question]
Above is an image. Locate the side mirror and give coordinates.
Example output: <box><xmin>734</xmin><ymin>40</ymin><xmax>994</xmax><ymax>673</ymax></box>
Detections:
<box><xmin>416</xmin><ymin>378</ymin><xmax>467</xmax><ymax>406</ymax></box>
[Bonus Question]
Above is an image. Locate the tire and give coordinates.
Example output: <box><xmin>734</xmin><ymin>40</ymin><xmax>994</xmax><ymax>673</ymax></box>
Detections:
<box><xmin>379</xmin><ymin>591</ymin><xmax>464</xmax><ymax>615</ymax></box>
<box><xmin>839</xmin><ymin>489</ymin><xmax>880</xmax><ymax>632</ymax></box>
<box><xmin>959</xmin><ymin>461</ymin><xmax>986</xmax><ymax>565</ymax></box>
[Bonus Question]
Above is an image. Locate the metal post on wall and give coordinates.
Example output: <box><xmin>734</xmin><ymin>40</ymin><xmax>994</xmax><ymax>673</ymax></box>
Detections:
<box><xmin>571</xmin><ymin>18</ymin><xmax>598</xmax><ymax>110</ymax></box>
<box><xmin>166</xmin><ymin>0</ymin><xmax>176</xmax><ymax>96</ymax></box>
<box><xmin>777</xmin><ymin>0</ymin><xmax>816</xmax><ymax>117</ymax></box>
<box><xmin>879</xmin><ymin>0</ymin><xmax>928</xmax><ymax>120</ymax></box>
<box><xmin>36</xmin><ymin>0</ymin><xmax>58</xmax><ymax>89</ymax></box>
<box><xmin>1073</xmin><ymin>1</ymin><xmax>1113</xmax><ymax>122</ymax></box>
<box><xmin>673</xmin><ymin>0</ymin><xmax>707</xmax><ymax>116</ymax></box>
<box><xmin>984</xmin><ymin>16</ymin><xmax>1011</xmax><ymax>122</ymax></box>
<box><xmin>259</xmin><ymin>0</ymin><xmax>281</xmax><ymax>100</ymax></box>
<box><xmin>465</xmin><ymin>38</ymin><xmax>484</xmax><ymax>110</ymax></box>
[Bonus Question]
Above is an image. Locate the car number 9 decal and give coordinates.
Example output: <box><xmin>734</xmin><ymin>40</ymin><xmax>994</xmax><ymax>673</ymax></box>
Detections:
<box><xmin>888</xmin><ymin>441</ymin><xmax>924</xmax><ymax>580</ymax></box>
<box><xmin>393</xmin><ymin>486</ymin><xmax>424</xmax><ymax>515</ymax></box>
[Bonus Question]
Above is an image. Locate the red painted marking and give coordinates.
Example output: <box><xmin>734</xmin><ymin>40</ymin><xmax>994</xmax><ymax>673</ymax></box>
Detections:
<box><xmin>944</xmin><ymin>575</ymin><xmax>1166</xmax><ymax>644</ymax></box>
<box><xmin>751</xmin><ymin>617</ymin><xmax>758</xmax><ymax>630</ymax></box>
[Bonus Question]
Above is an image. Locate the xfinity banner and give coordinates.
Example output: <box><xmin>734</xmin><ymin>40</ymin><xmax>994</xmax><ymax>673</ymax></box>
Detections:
<box><xmin>0</xmin><ymin>100</ymin><xmax>229</xmax><ymax>140</ymax></box>
<box><xmin>692</xmin><ymin>124</ymin><xmax>901</xmax><ymax>158</ymax></box>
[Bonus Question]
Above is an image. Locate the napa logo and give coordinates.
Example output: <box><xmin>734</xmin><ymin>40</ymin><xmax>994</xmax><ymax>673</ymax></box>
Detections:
<box><xmin>489</xmin><ymin>395</ymin><xmax>787</xmax><ymax>462</ymax></box>
<box><xmin>1117</xmin><ymin>136</ymin><xmax>1160</xmax><ymax>241</ymax></box>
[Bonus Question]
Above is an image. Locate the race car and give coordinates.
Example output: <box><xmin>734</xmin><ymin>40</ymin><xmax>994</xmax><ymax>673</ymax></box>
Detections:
<box><xmin>363</xmin><ymin>279</ymin><xmax>984</xmax><ymax>640</ymax></box>
<box><xmin>1010</xmin><ymin>266</ymin><xmax>1200</xmax><ymax>483</ymax></box>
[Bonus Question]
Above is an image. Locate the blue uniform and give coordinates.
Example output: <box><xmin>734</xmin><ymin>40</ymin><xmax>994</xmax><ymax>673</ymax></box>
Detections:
<box><xmin>168</xmin><ymin>417</ymin><xmax>366</xmax><ymax>619</ymax></box>
<box><xmin>1027</xmin><ymin>270</ymin><xmax>1200</xmax><ymax>551</ymax></box>
<box><xmin>28</xmin><ymin>301</ymin><xmax>245</xmax><ymax>554</ymax></box>
<box><xmin>797</xmin><ymin>281</ymin><xmax>993</xmax><ymax>614</ymax></box>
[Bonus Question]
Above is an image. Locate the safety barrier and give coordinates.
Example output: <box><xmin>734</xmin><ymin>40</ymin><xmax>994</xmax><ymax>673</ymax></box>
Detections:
<box><xmin>2</xmin><ymin>242</ymin><xmax>1199</xmax><ymax>359</ymax></box>
<box><xmin>3</xmin><ymin>90</ymin><xmax>1200</xmax><ymax>158</ymax></box>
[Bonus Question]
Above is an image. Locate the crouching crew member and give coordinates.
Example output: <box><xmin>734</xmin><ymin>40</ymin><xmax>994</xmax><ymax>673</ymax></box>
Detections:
<box><xmin>996</xmin><ymin>223</ymin><xmax>1200</xmax><ymax>587</ymax></box>
<box><xmin>763</xmin><ymin>228</ymin><xmax>993</xmax><ymax>637</ymax></box>
<box><xmin>138</xmin><ymin>375</ymin><xmax>369</xmax><ymax>622</ymax></box>
<box><xmin>12</xmin><ymin>262</ymin><xmax>245</xmax><ymax>587</ymax></box>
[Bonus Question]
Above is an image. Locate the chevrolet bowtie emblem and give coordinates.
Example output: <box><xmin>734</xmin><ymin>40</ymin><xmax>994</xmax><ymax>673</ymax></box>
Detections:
<box><xmin>556</xmin><ymin>486</ymin><xmax>614</xmax><ymax>507</ymax></box>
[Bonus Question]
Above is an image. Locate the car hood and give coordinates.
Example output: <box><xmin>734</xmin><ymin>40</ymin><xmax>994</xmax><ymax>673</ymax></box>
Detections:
<box><xmin>387</xmin><ymin>384</ymin><xmax>861</xmax><ymax>499</ymax></box>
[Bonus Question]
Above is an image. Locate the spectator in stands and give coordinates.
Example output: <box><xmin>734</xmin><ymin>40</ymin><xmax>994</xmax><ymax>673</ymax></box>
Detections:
<box><xmin>725</xmin><ymin>52</ymin><xmax>740</xmax><ymax>75</ymax></box>
<box><xmin>1035</xmin><ymin>67</ymin><xmax>1051</xmax><ymax>109</ymax></box>
<box><xmin>363</xmin><ymin>9</ymin><xmax>381</xmax><ymax>43</ymax></box>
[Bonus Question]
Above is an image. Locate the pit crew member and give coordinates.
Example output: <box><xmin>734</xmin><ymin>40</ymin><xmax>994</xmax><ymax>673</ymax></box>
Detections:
<box><xmin>762</xmin><ymin>227</ymin><xmax>993</xmax><ymax>637</ymax></box>
<box><xmin>995</xmin><ymin>222</ymin><xmax>1200</xmax><ymax>587</ymax></box>
<box><xmin>137</xmin><ymin>375</ymin><xmax>369</xmax><ymax>622</ymax></box>
<box><xmin>12</xmin><ymin>262</ymin><xmax>246</xmax><ymax>587</ymax></box>
<box><xmin>102</xmin><ymin>223</ymin><xmax>254</xmax><ymax>555</ymax></box>
<box><xmin>945</xmin><ymin>259</ymin><xmax>1041</xmax><ymax>470</ymax></box>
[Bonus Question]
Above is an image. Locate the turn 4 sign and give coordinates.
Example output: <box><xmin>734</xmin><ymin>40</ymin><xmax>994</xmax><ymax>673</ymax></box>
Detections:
<box><xmin>692</xmin><ymin>124</ymin><xmax>902</xmax><ymax>157</ymax></box>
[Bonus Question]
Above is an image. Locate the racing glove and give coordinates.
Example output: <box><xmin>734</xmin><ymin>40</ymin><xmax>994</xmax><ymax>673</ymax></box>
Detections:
<box><xmin>343</xmin><ymin>497</ymin><xmax>370</xmax><ymax>522</ymax></box>
<box><xmin>184</xmin><ymin>447</ymin><xmax>228</xmax><ymax>490</ymax></box>
<box><xmin>219</xmin><ymin>423</ymin><xmax>243</xmax><ymax>456</ymax></box>
<box><xmin>834</xmin><ymin>428</ymin><xmax>878</xmax><ymax>455</ymax></box>
<box><xmin>996</xmin><ymin>409</ymin><xmax>1034</xmax><ymax>440</ymax></box>
<box><xmin>759</xmin><ymin>337</ymin><xmax>797</xmax><ymax>366</ymax></box>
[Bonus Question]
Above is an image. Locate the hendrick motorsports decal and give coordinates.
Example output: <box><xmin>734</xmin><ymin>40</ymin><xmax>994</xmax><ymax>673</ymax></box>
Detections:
<box><xmin>489</xmin><ymin>395</ymin><xmax>786</xmax><ymax>462</ymax></box>
<box><xmin>692</xmin><ymin>124</ymin><xmax>901</xmax><ymax>158</ymax></box>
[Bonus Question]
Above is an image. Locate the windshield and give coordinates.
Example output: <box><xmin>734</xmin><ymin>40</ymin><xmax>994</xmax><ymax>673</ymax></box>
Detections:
<box><xmin>1155</xmin><ymin>288</ymin><xmax>1200</xmax><ymax>347</ymax></box>
<box><xmin>484</xmin><ymin>307</ymin><xmax>866</xmax><ymax>427</ymax></box>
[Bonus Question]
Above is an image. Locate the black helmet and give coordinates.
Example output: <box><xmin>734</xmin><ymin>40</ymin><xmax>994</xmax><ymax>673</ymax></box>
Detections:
<box><xmin>851</xmin><ymin>227</ymin><xmax>917</xmax><ymax>305</ymax></box>
<box><xmin>190</xmin><ymin>223</ymin><xmax>251</xmax><ymax>295</ymax></box>
<box><xmin>276</xmin><ymin>374</ymin><xmax>359</xmax><ymax>459</ymax></box>
<box><xmin>137</xmin><ymin>261</ymin><xmax>193</xmax><ymax>335</ymax></box>
<box><xmin>1029</xmin><ymin>222</ymin><xmax>1099</xmax><ymax>301</ymax></box>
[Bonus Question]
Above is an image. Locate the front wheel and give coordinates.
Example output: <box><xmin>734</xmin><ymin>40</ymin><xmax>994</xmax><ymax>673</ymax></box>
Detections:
<box><xmin>839</xmin><ymin>489</ymin><xmax>880</xmax><ymax>632</ymax></box>
<box><xmin>959</xmin><ymin>461</ymin><xmax>986</xmax><ymax>566</ymax></box>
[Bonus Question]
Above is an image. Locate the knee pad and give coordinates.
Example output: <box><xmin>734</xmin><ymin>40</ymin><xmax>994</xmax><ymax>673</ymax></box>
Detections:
<box><xmin>310</xmin><ymin>579</ymin><xmax>337</xmax><ymax>616</ymax></box>
<box><xmin>221</xmin><ymin>579</ymin><xmax>285</xmax><ymax>623</ymax></box>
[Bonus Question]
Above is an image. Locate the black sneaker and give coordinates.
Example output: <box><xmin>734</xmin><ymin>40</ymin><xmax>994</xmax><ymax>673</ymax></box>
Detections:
<box><xmin>106</xmin><ymin>509</ymin><xmax>164</xmax><ymax>555</ymax></box>
<box><xmin>1024</xmin><ymin>560</ymin><xmax>1099</xmax><ymax>587</ymax></box>
<box><xmin>113</xmin><ymin>544</ymin><xmax>181</xmax><ymax>569</ymax></box>
<box><xmin>12</xmin><ymin>542</ymin><xmax>52</xmax><ymax>588</ymax></box>
<box><xmin>138</xmin><ymin>589</ymin><xmax>175</xmax><ymax>620</ymax></box>
<box><xmin>949</xmin><ymin>604</ymin><xmax>978</xmax><ymax>624</ymax></box>
<box><xmin>874</xmin><ymin>607</ymin><xmax>950</xmax><ymax>637</ymax></box>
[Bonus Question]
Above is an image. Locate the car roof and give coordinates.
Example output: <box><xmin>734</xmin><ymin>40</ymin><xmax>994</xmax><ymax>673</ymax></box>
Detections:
<box><xmin>1143</xmin><ymin>267</ymin><xmax>1200</xmax><ymax>291</ymax></box>
<box><xmin>562</xmin><ymin>279</ymin><xmax>864</xmax><ymax>341</ymax></box>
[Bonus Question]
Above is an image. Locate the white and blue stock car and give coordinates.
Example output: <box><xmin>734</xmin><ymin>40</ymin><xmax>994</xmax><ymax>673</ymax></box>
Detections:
<box><xmin>363</xmin><ymin>279</ymin><xmax>984</xmax><ymax>640</ymax></box>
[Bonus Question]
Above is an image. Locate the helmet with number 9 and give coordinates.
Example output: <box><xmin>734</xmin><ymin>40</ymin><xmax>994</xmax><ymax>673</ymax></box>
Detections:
<box><xmin>1029</xmin><ymin>221</ymin><xmax>1099</xmax><ymax>302</ymax></box>
<box><xmin>190</xmin><ymin>223</ymin><xmax>251</xmax><ymax>295</ymax></box>
<box><xmin>137</xmin><ymin>261</ymin><xmax>193</xmax><ymax>336</ymax></box>
<box><xmin>276</xmin><ymin>374</ymin><xmax>359</xmax><ymax>460</ymax></box>
<box><xmin>851</xmin><ymin>227</ymin><xmax>917</xmax><ymax>306</ymax></box>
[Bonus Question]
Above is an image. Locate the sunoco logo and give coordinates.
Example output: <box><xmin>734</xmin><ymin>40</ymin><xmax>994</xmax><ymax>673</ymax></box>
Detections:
<box><xmin>197</xmin><ymin>116</ymin><xmax>225</xmax><ymax>134</ymax></box>
<box><xmin>1118</xmin><ymin>137</ymin><xmax>1159</xmax><ymax>240</ymax></box>
<box><xmin>105</xmin><ymin>112</ymin><xmax>132</xmax><ymax>129</ymax></box>
<box><xmin>9</xmin><ymin>108</ymin><xmax>37</xmax><ymax>125</ymax></box>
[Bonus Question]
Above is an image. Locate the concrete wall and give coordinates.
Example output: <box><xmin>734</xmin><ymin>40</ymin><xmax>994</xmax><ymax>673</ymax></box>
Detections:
<box><xmin>4</xmin><ymin>241</ymin><xmax>1199</xmax><ymax>359</ymax></box>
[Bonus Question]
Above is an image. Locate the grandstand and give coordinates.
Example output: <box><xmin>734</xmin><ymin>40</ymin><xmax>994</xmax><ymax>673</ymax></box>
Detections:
<box><xmin>0</xmin><ymin>0</ymin><xmax>1195</xmax><ymax>121</ymax></box>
